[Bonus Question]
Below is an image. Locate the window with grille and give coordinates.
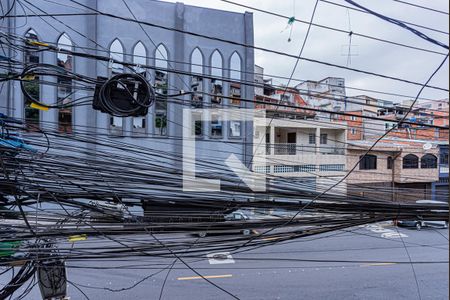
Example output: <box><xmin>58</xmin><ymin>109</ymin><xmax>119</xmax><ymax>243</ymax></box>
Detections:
<box><xmin>403</xmin><ymin>154</ymin><xmax>419</xmax><ymax>169</ymax></box>
<box><xmin>360</xmin><ymin>154</ymin><xmax>377</xmax><ymax>170</ymax></box>
<box><xmin>421</xmin><ymin>154</ymin><xmax>437</xmax><ymax>169</ymax></box>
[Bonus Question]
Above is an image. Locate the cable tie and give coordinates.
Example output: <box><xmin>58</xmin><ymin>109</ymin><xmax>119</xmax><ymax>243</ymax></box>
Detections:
<box><xmin>21</xmin><ymin>74</ymin><xmax>36</xmax><ymax>81</ymax></box>
<box><xmin>30</xmin><ymin>103</ymin><xmax>49</xmax><ymax>111</ymax></box>
<box><xmin>27</xmin><ymin>40</ymin><xmax>49</xmax><ymax>47</ymax></box>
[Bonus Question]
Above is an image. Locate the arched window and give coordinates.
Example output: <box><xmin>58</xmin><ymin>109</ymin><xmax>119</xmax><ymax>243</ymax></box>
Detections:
<box><xmin>403</xmin><ymin>154</ymin><xmax>419</xmax><ymax>169</ymax></box>
<box><xmin>230</xmin><ymin>52</ymin><xmax>242</xmax><ymax>108</ymax></box>
<box><xmin>133</xmin><ymin>42</ymin><xmax>146</xmax><ymax>74</ymax></box>
<box><xmin>191</xmin><ymin>48</ymin><xmax>203</xmax><ymax>109</ymax></box>
<box><xmin>57</xmin><ymin>33</ymin><xmax>73</xmax><ymax>133</ymax></box>
<box><xmin>229</xmin><ymin>52</ymin><xmax>242</xmax><ymax>138</ymax></box>
<box><xmin>155</xmin><ymin>44</ymin><xmax>168</xmax><ymax>136</ymax></box>
<box><xmin>109</xmin><ymin>39</ymin><xmax>124</xmax><ymax>131</ymax></box>
<box><xmin>421</xmin><ymin>154</ymin><xmax>437</xmax><ymax>169</ymax></box>
<box><xmin>23</xmin><ymin>29</ymin><xmax>40</xmax><ymax>129</ymax></box>
<box><xmin>110</xmin><ymin>39</ymin><xmax>124</xmax><ymax>74</ymax></box>
<box><xmin>210</xmin><ymin>50</ymin><xmax>223</xmax><ymax>106</ymax></box>
<box><xmin>190</xmin><ymin>48</ymin><xmax>204</xmax><ymax>136</ymax></box>
<box><xmin>359</xmin><ymin>154</ymin><xmax>377</xmax><ymax>170</ymax></box>
<box><xmin>132</xmin><ymin>42</ymin><xmax>147</xmax><ymax>131</ymax></box>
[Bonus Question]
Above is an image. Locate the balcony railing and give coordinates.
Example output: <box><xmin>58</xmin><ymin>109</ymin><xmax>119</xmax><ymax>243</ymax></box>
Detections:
<box><xmin>319</xmin><ymin>146</ymin><xmax>345</xmax><ymax>155</ymax></box>
<box><xmin>265</xmin><ymin>143</ymin><xmax>345</xmax><ymax>155</ymax></box>
<box><xmin>265</xmin><ymin>144</ymin><xmax>309</xmax><ymax>155</ymax></box>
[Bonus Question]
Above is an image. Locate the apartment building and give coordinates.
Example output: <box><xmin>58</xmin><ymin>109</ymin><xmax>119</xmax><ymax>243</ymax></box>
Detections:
<box><xmin>253</xmin><ymin>116</ymin><xmax>348</xmax><ymax>196</ymax></box>
<box><xmin>417</xmin><ymin>99</ymin><xmax>449</xmax><ymax>112</ymax></box>
<box><xmin>295</xmin><ymin>77</ymin><xmax>347</xmax><ymax>115</ymax></box>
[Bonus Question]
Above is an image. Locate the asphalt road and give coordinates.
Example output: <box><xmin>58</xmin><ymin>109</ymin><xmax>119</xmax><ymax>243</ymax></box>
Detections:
<box><xmin>5</xmin><ymin>222</ymin><xmax>449</xmax><ymax>300</ymax></box>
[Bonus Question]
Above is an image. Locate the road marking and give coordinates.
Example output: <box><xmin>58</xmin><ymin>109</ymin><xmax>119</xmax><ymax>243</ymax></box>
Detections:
<box><xmin>361</xmin><ymin>263</ymin><xmax>397</xmax><ymax>267</ymax></box>
<box><xmin>261</xmin><ymin>236</ymin><xmax>282</xmax><ymax>241</ymax></box>
<box><xmin>68</xmin><ymin>234</ymin><xmax>87</xmax><ymax>242</ymax></box>
<box><xmin>177</xmin><ymin>274</ymin><xmax>233</xmax><ymax>281</ymax></box>
<box><xmin>381</xmin><ymin>232</ymin><xmax>407</xmax><ymax>239</ymax></box>
<box><xmin>364</xmin><ymin>224</ymin><xmax>408</xmax><ymax>239</ymax></box>
<box><xmin>207</xmin><ymin>252</ymin><xmax>235</xmax><ymax>265</ymax></box>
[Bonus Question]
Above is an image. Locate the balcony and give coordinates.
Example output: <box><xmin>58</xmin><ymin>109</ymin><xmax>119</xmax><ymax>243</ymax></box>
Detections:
<box><xmin>265</xmin><ymin>143</ymin><xmax>345</xmax><ymax>156</ymax></box>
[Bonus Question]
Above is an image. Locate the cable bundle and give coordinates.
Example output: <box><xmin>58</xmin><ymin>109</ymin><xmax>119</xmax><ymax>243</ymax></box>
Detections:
<box><xmin>94</xmin><ymin>73</ymin><xmax>155</xmax><ymax>117</ymax></box>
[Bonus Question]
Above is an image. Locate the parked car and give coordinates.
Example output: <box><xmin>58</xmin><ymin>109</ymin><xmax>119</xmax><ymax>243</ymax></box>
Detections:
<box><xmin>397</xmin><ymin>200</ymin><xmax>449</xmax><ymax>231</ymax></box>
<box><xmin>196</xmin><ymin>211</ymin><xmax>252</xmax><ymax>237</ymax></box>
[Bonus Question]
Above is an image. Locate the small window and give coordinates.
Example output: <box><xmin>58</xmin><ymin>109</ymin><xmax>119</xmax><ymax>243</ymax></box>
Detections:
<box><xmin>24</xmin><ymin>29</ymin><xmax>41</xmax><ymax>130</ymax></box>
<box><xmin>230</xmin><ymin>52</ymin><xmax>242</xmax><ymax>106</ymax></box>
<box><xmin>360</xmin><ymin>154</ymin><xmax>377</xmax><ymax>170</ymax></box>
<box><xmin>308</xmin><ymin>133</ymin><xmax>315</xmax><ymax>145</ymax></box>
<box><xmin>350</xmin><ymin>116</ymin><xmax>357</xmax><ymax>121</ymax></box>
<box><xmin>109</xmin><ymin>39</ymin><xmax>125</xmax><ymax>133</ymax></box>
<box><xmin>230</xmin><ymin>121</ymin><xmax>241</xmax><ymax>138</ymax></box>
<box><xmin>440</xmin><ymin>151</ymin><xmax>449</xmax><ymax>165</ymax></box>
<box><xmin>191</xmin><ymin>48</ymin><xmax>204</xmax><ymax>109</ymax></box>
<box><xmin>403</xmin><ymin>154</ymin><xmax>419</xmax><ymax>169</ymax></box>
<box><xmin>155</xmin><ymin>44</ymin><xmax>169</xmax><ymax>136</ymax></box>
<box><xmin>211</xmin><ymin>50</ymin><xmax>223</xmax><ymax>106</ymax></box>
<box><xmin>133</xmin><ymin>42</ymin><xmax>147</xmax><ymax>132</ymax></box>
<box><xmin>320</xmin><ymin>133</ymin><xmax>328</xmax><ymax>145</ymax></box>
<box><xmin>421</xmin><ymin>154</ymin><xmax>437</xmax><ymax>169</ymax></box>
<box><xmin>211</xmin><ymin>113</ymin><xmax>222</xmax><ymax>137</ymax></box>
<box><xmin>57</xmin><ymin>33</ymin><xmax>73</xmax><ymax>134</ymax></box>
<box><xmin>351</xmin><ymin>128</ymin><xmax>356</xmax><ymax>135</ymax></box>
<box><xmin>387</xmin><ymin>156</ymin><xmax>394</xmax><ymax>170</ymax></box>
<box><xmin>191</xmin><ymin>112</ymin><xmax>203</xmax><ymax>137</ymax></box>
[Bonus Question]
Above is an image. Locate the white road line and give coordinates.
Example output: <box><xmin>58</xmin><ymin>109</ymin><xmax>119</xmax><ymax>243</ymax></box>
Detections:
<box><xmin>207</xmin><ymin>252</ymin><xmax>235</xmax><ymax>265</ymax></box>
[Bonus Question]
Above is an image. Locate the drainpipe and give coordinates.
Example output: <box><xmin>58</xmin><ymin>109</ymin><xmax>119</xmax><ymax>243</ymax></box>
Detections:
<box><xmin>392</xmin><ymin>150</ymin><xmax>402</xmax><ymax>203</ymax></box>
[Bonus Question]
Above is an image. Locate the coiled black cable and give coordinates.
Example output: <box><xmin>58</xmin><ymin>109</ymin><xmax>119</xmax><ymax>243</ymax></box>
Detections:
<box><xmin>96</xmin><ymin>73</ymin><xmax>155</xmax><ymax>117</ymax></box>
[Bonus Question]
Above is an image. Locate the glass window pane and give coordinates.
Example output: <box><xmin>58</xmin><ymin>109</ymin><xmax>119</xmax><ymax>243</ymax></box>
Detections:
<box><xmin>57</xmin><ymin>34</ymin><xmax>73</xmax><ymax>133</ymax></box>
<box><xmin>155</xmin><ymin>45</ymin><xmax>168</xmax><ymax>136</ymax></box>
<box><xmin>211</xmin><ymin>51</ymin><xmax>223</xmax><ymax>106</ymax></box>
<box><xmin>191</xmin><ymin>48</ymin><xmax>203</xmax><ymax>109</ymax></box>
<box><xmin>109</xmin><ymin>39</ymin><xmax>124</xmax><ymax>132</ymax></box>
<box><xmin>24</xmin><ymin>30</ymin><xmax>40</xmax><ymax>129</ymax></box>
<box><xmin>133</xmin><ymin>42</ymin><xmax>147</xmax><ymax>131</ymax></box>
<box><xmin>211</xmin><ymin>113</ymin><xmax>222</xmax><ymax>137</ymax></box>
<box><xmin>230</xmin><ymin>121</ymin><xmax>241</xmax><ymax>137</ymax></box>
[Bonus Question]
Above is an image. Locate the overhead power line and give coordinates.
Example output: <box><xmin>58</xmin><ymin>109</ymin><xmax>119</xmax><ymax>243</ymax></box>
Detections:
<box><xmin>319</xmin><ymin>0</ymin><xmax>449</xmax><ymax>36</ymax></box>
<box><xmin>343</xmin><ymin>0</ymin><xmax>449</xmax><ymax>50</ymax></box>
<box><xmin>391</xmin><ymin>0</ymin><xmax>449</xmax><ymax>16</ymax></box>
<box><xmin>217</xmin><ymin>0</ymin><xmax>448</xmax><ymax>55</ymax></box>
<box><xmin>65</xmin><ymin>0</ymin><xmax>448</xmax><ymax>92</ymax></box>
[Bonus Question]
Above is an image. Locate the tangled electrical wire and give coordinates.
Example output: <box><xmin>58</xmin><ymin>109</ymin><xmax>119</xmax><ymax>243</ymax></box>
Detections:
<box><xmin>94</xmin><ymin>73</ymin><xmax>155</xmax><ymax>117</ymax></box>
<box><xmin>0</xmin><ymin>0</ymin><xmax>449</xmax><ymax>298</ymax></box>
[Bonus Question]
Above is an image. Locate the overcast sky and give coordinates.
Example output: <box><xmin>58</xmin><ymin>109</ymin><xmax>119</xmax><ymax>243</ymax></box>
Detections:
<box><xmin>161</xmin><ymin>0</ymin><xmax>449</xmax><ymax>103</ymax></box>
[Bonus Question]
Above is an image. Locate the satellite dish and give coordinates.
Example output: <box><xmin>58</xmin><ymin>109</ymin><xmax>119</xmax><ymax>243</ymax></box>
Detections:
<box><xmin>423</xmin><ymin>143</ymin><xmax>432</xmax><ymax>150</ymax></box>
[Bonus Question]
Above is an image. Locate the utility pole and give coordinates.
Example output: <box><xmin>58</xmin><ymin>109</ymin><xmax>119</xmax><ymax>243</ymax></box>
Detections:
<box><xmin>38</xmin><ymin>259</ymin><xmax>69</xmax><ymax>300</ymax></box>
